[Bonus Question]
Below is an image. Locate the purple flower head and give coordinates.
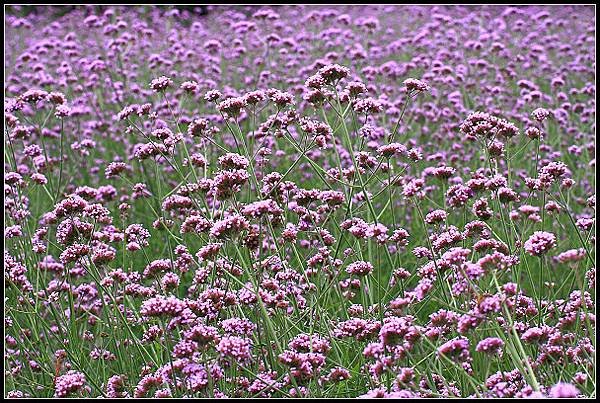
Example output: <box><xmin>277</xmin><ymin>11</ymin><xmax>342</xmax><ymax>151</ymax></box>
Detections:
<box><xmin>549</xmin><ymin>382</ymin><xmax>580</xmax><ymax>398</ymax></box>
<box><xmin>524</xmin><ymin>231</ymin><xmax>557</xmax><ymax>256</ymax></box>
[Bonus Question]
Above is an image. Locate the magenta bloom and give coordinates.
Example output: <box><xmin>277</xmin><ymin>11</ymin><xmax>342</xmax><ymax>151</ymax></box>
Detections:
<box><xmin>403</xmin><ymin>78</ymin><xmax>430</xmax><ymax>93</ymax></box>
<box><xmin>346</xmin><ymin>261</ymin><xmax>374</xmax><ymax>276</ymax></box>
<box><xmin>524</xmin><ymin>231</ymin><xmax>557</xmax><ymax>256</ymax></box>
<box><xmin>475</xmin><ymin>337</ymin><xmax>504</xmax><ymax>356</ymax></box>
<box><xmin>54</xmin><ymin>371</ymin><xmax>88</xmax><ymax>397</ymax></box>
<box><xmin>437</xmin><ymin>337</ymin><xmax>471</xmax><ymax>362</ymax></box>
<box><xmin>216</xmin><ymin>336</ymin><xmax>253</xmax><ymax>362</ymax></box>
<box><xmin>549</xmin><ymin>382</ymin><xmax>580</xmax><ymax>398</ymax></box>
<box><xmin>149</xmin><ymin>76</ymin><xmax>173</xmax><ymax>92</ymax></box>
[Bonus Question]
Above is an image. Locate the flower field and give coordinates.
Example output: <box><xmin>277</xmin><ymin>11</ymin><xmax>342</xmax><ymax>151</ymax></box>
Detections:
<box><xmin>3</xmin><ymin>5</ymin><xmax>596</xmax><ymax>398</ymax></box>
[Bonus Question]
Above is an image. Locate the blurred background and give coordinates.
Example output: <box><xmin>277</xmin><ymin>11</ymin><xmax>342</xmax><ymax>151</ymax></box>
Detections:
<box><xmin>3</xmin><ymin>5</ymin><xmax>282</xmax><ymax>17</ymax></box>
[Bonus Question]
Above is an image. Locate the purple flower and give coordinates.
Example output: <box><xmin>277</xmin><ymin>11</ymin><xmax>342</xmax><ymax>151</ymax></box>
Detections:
<box><xmin>475</xmin><ymin>337</ymin><xmax>504</xmax><ymax>356</ymax></box>
<box><xmin>149</xmin><ymin>76</ymin><xmax>173</xmax><ymax>92</ymax></box>
<box><xmin>54</xmin><ymin>370</ymin><xmax>88</xmax><ymax>397</ymax></box>
<box><xmin>346</xmin><ymin>260</ymin><xmax>374</xmax><ymax>276</ymax></box>
<box><xmin>216</xmin><ymin>336</ymin><xmax>253</xmax><ymax>362</ymax></box>
<box><xmin>404</xmin><ymin>78</ymin><xmax>430</xmax><ymax>93</ymax></box>
<box><xmin>437</xmin><ymin>337</ymin><xmax>471</xmax><ymax>362</ymax></box>
<box><xmin>549</xmin><ymin>382</ymin><xmax>580</xmax><ymax>398</ymax></box>
<box><xmin>524</xmin><ymin>231</ymin><xmax>557</xmax><ymax>256</ymax></box>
